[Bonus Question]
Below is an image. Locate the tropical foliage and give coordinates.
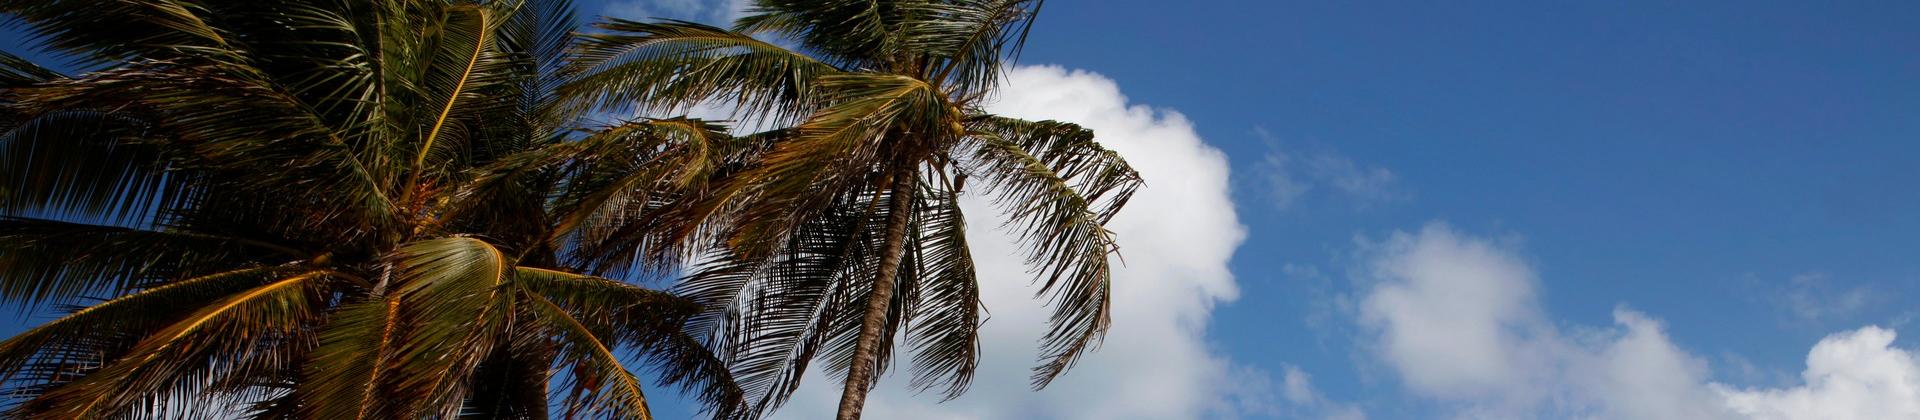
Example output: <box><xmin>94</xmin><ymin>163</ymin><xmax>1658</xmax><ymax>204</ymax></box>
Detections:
<box><xmin>0</xmin><ymin>0</ymin><xmax>755</xmax><ymax>418</ymax></box>
<box><xmin>0</xmin><ymin>0</ymin><xmax>1139</xmax><ymax>418</ymax></box>
<box><xmin>560</xmin><ymin>1</ymin><xmax>1142</xmax><ymax>418</ymax></box>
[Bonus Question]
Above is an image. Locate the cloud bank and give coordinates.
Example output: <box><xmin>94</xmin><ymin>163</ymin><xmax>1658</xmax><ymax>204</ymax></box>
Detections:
<box><xmin>1354</xmin><ymin>223</ymin><xmax>1920</xmax><ymax>419</ymax></box>
<box><xmin>768</xmin><ymin>65</ymin><xmax>1255</xmax><ymax>419</ymax></box>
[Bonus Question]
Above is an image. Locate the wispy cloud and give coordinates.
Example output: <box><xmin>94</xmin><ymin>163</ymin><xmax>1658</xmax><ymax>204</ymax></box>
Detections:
<box><xmin>1774</xmin><ymin>272</ymin><xmax>1879</xmax><ymax>323</ymax></box>
<box><xmin>601</xmin><ymin>0</ymin><xmax>749</xmax><ymax>24</ymax></box>
<box><xmin>1278</xmin><ymin>365</ymin><xmax>1370</xmax><ymax>420</ymax></box>
<box><xmin>1250</xmin><ymin>127</ymin><xmax>1404</xmax><ymax>210</ymax></box>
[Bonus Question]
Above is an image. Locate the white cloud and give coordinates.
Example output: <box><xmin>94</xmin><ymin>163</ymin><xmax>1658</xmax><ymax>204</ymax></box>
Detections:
<box><xmin>769</xmin><ymin>65</ymin><xmax>1255</xmax><ymax>419</ymax></box>
<box><xmin>1353</xmin><ymin>223</ymin><xmax>1920</xmax><ymax>419</ymax></box>
<box><xmin>1250</xmin><ymin>128</ymin><xmax>1402</xmax><ymax>210</ymax></box>
<box><xmin>1716</xmin><ymin>327</ymin><xmax>1920</xmax><ymax>419</ymax></box>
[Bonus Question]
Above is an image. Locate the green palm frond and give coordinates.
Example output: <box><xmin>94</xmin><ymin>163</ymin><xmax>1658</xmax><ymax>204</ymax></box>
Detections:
<box><xmin>563</xmin><ymin>19</ymin><xmax>839</xmax><ymax>125</ymax></box>
<box><xmin>381</xmin><ymin>237</ymin><xmax>515</xmax><ymax>417</ymax></box>
<box><xmin>733</xmin><ymin>0</ymin><xmax>905</xmax><ymax>70</ymax></box>
<box><xmin>407</xmin><ymin>5</ymin><xmax>500</xmax><ymax>185</ymax></box>
<box><xmin>300</xmin><ymin>296</ymin><xmax>406</xmax><ymax>420</ymax></box>
<box><xmin>0</xmin><ymin>110</ymin><xmax>177</xmax><ymax>224</ymax></box>
<box><xmin>903</xmin><ymin>0</ymin><xmax>1042</xmax><ymax>95</ymax></box>
<box><xmin>901</xmin><ymin>183</ymin><xmax>981</xmax><ymax>399</ymax></box>
<box><xmin>0</xmin><ymin>217</ymin><xmax>302</xmax><ymax>306</ymax></box>
<box><xmin>514</xmin><ymin>267</ymin><xmax>752</xmax><ymax>418</ymax></box>
<box><xmin>0</xmin><ymin>265</ymin><xmax>295</xmax><ymax>384</ymax></box>
<box><xmin>678</xmin><ymin>191</ymin><xmax>891</xmax><ymax>413</ymax></box>
<box><xmin>0</xmin><ymin>0</ymin><xmax>238</xmax><ymax>65</ymax></box>
<box><xmin>0</xmin><ymin>0</ymin><xmax>1120</xmax><ymax>418</ymax></box>
<box><xmin>19</xmin><ymin>270</ymin><xmax>328</xmax><ymax>418</ymax></box>
<box><xmin>718</xmin><ymin>74</ymin><xmax>957</xmax><ymax>259</ymax></box>
<box><xmin>963</xmin><ymin>116</ymin><xmax>1139</xmax><ymax>387</ymax></box>
<box><xmin>15</xmin><ymin>60</ymin><xmax>400</xmax><ymax>237</ymax></box>
<box><xmin>524</xmin><ymin>291</ymin><xmax>655</xmax><ymax>420</ymax></box>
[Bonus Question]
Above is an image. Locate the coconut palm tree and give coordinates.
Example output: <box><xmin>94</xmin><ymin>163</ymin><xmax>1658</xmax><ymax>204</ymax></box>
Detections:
<box><xmin>0</xmin><ymin>0</ymin><xmax>752</xmax><ymax>418</ymax></box>
<box><xmin>558</xmin><ymin>1</ymin><xmax>1144</xmax><ymax>418</ymax></box>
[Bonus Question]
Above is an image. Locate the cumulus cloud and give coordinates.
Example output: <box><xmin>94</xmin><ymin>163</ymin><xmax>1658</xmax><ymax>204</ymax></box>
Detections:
<box><xmin>768</xmin><ymin>65</ymin><xmax>1255</xmax><ymax>419</ymax></box>
<box><xmin>1716</xmin><ymin>327</ymin><xmax>1920</xmax><ymax>419</ymax></box>
<box><xmin>1250</xmin><ymin>127</ymin><xmax>1402</xmax><ymax>210</ymax></box>
<box><xmin>1354</xmin><ymin>223</ymin><xmax>1920</xmax><ymax>419</ymax></box>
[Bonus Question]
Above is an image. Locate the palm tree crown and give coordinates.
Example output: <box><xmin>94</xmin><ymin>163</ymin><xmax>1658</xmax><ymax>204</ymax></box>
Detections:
<box><xmin>558</xmin><ymin>1</ymin><xmax>1143</xmax><ymax>418</ymax></box>
<box><xmin>0</xmin><ymin>0</ymin><xmax>754</xmax><ymax>418</ymax></box>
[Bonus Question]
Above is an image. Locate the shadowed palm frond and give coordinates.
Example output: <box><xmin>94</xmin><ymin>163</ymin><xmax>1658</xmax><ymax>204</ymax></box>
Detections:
<box><xmin>964</xmin><ymin>115</ymin><xmax>1139</xmax><ymax>387</ymax></box>
<box><xmin>563</xmin><ymin>19</ymin><xmax>840</xmax><ymax>126</ymax></box>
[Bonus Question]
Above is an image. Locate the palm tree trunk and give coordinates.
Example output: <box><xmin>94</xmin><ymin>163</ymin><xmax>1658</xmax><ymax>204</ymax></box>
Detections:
<box><xmin>836</xmin><ymin>171</ymin><xmax>917</xmax><ymax>420</ymax></box>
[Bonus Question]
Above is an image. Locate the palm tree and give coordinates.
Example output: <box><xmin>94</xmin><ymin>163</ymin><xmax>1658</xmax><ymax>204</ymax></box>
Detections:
<box><xmin>558</xmin><ymin>1</ymin><xmax>1143</xmax><ymax>418</ymax></box>
<box><xmin>0</xmin><ymin>0</ymin><xmax>751</xmax><ymax>417</ymax></box>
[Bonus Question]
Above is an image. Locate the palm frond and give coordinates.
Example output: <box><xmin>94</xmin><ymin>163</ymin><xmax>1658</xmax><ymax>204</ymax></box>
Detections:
<box><xmin>733</xmin><ymin>0</ymin><xmax>904</xmax><ymax>69</ymax></box>
<box><xmin>563</xmin><ymin>19</ymin><xmax>840</xmax><ymax>125</ymax></box>
<box><xmin>523</xmin><ymin>291</ymin><xmax>654</xmax><ymax>420</ymax></box>
<box><xmin>0</xmin><ymin>265</ymin><xmax>294</xmax><ymax>384</ymax></box>
<box><xmin>901</xmin><ymin>183</ymin><xmax>980</xmax><ymax>399</ymax></box>
<box><xmin>677</xmin><ymin>191</ymin><xmax>890</xmax><ymax>413</ymax></box>
<box><xmin>0</xmin><ymin>0</ymin><xmax>238</xmax><ymax>65</ymax></box>
<box><xmin>0</xmin><ymin>50</ymin><xmax>63</xmax><ymax>87</ymax></box>
<box><xmin>407</xmin><ymin>5</ymin><xmax>499</xmax><ymax>184</ymax></box>
<box><xmin>0</xmin><ymin>217</ymin><xmax>302</xmax><ymax>306</ymax></box>
<box><xmin>378</xmin><ymin>237</ymin><xmax>515</xmax><ymax>417</ymax></box>
<box><xmin>516</xmin><ymin>265</ymin><xmax>754</xmax><ymax>418</ymax></box>
<box><xmin>0</xmin><ymin>110</ymin><xmax>178</xmax><ymax>224</ymax></box>
<box><xmin>963</xmin><ymin>115</ymin><xmax>1139</xmax><ymax>388</ymax></box>
<box><xmin>18</xmin><ymin>270</ymin><xmax>327</xmax><ymax>418</ymax></box>
<box><xmin>903</xmin><ymin>0</ymin><xmax>1041</xmax><ymax>96</ymax></box>
<box><xmin>297</xmin><ymin>297</ymin><xmax>403</xmax><ymax>420</ymax></box>
<box><xmin>13</xmin><ymin>61</ymin><xmax>400</xmax><ymax>240</ymax></box>
<box><xmin>719</xmin><ymin>74</ymin><xmax>955</xmax><ymax>259</ymax></box>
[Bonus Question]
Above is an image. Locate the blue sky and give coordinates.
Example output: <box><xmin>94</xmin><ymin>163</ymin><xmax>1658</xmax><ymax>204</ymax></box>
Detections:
<box><xmin>587</xmin><ymin>1</ymin><xmax>1920</xmax><ymax>418</ymax></box>
<box><xmin>7</xmin><ymin>1</ymin><xmax>1920</xmax><ymax>418</ymax></box>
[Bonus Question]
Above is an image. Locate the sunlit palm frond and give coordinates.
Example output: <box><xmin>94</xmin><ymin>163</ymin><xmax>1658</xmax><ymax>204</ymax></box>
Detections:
<box><xmin>379</xmin><ymin>237</ymin><xmax>515</xmax><ymax>417</ymax></box>
<box><xmin>19</xmin><ymin>270</ymin><xmax>329</xmax><ymax>418</ymax></box>
<box><xmin>524</xmin><ymin>291</ymin><xmax>654</xmax><ymax>420</ymax></box>
<box><xmin>299</xmin><ymin>296</ymin><xmax>404</xmax><ymax>420</ymax></box>
<box><xmin>0</xmin><ymin>265</ymin><xmax>296</xmax><ymax>384</ymax></box>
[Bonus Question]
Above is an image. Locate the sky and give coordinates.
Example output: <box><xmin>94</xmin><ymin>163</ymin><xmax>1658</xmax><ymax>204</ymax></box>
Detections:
<box><xmin>7</xmin><ymin>1</ymin><xmax>1920</xmax><ymax>419</ymax></box>
<box><xmin>587</xmin><ymin>1</ymin><xmax>1920</xmax><ymax>419</ymax></box>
